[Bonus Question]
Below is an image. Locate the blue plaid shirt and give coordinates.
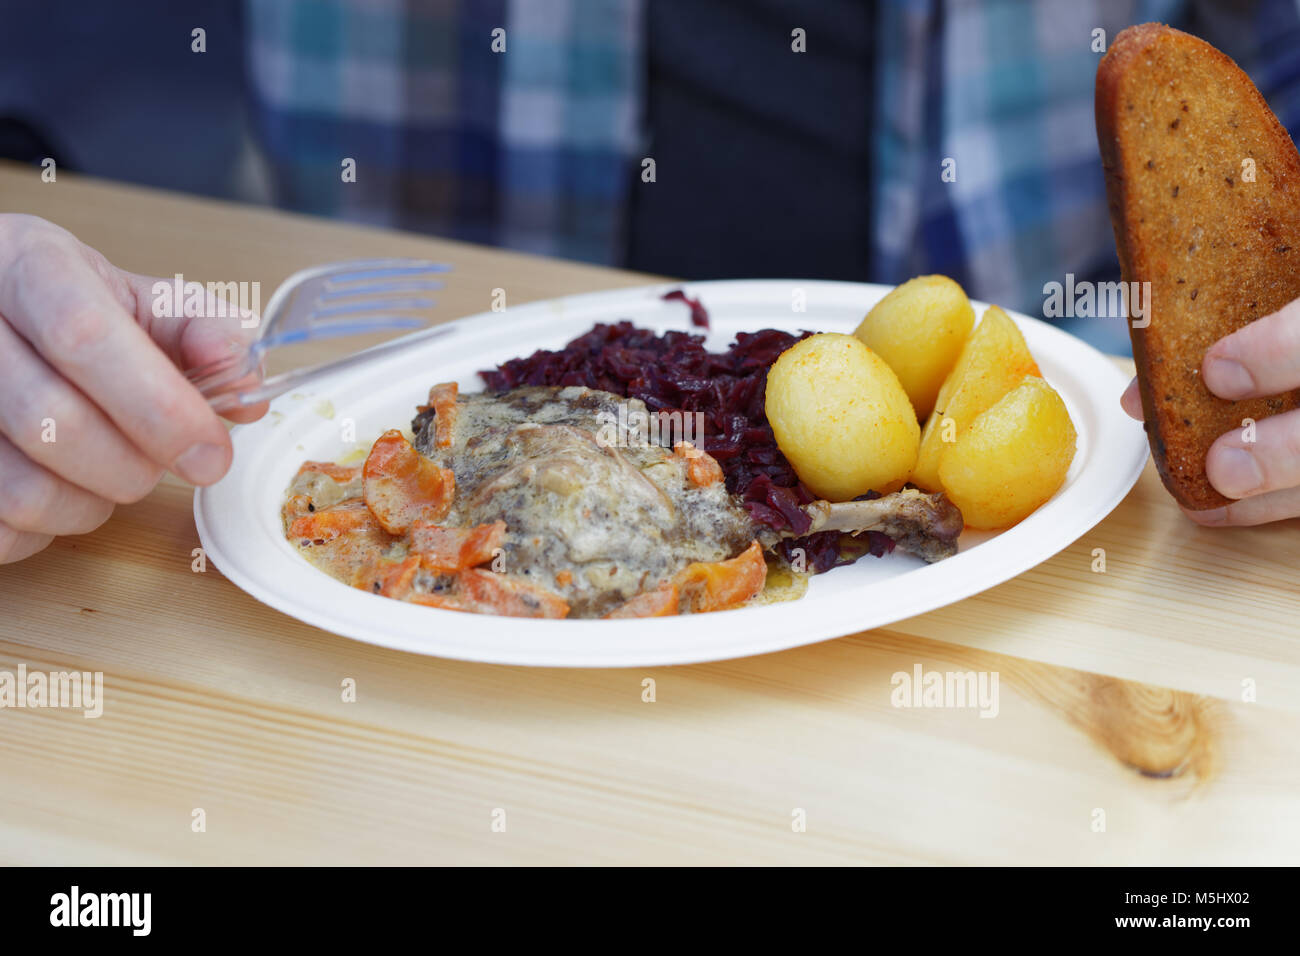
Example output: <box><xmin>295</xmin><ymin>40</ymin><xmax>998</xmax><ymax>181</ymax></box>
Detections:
<box><xmin>246</xmin><ymin>0</ymin><xmax>1300</xmax><ymax>353</ymax></box>
<box><xmin>246</xmin><ymin>0</ymin><xmax>643</xmax><ymax>264</ymax></box>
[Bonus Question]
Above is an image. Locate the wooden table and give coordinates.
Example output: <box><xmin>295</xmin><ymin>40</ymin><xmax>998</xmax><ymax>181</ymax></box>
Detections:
<box><xmin>1</xmin><ymin>162</ymin><xmax>1297</xmax><ymax>865</ymax></box>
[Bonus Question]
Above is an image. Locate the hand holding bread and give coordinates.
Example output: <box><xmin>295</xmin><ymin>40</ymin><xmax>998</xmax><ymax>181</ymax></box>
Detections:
<box><xmin>1121</xmin><ymin>299</ymin><xmax>1300</xmax><ymax>525</ymax></box>
<box><xmin>1099</xmin><ymin>23</ymin><xmax>1300</xmax><ymax>525</ymax></box>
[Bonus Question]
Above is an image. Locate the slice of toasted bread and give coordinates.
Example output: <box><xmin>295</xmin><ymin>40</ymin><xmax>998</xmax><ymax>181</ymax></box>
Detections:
<box><xmin>1096</xmin><ymin>23</ymin><xmax>1300</xmax><ymax>510</ymax></box>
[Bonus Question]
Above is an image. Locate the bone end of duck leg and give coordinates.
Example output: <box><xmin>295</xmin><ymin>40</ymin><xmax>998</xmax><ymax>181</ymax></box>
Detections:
<box><xmin>802</xmin><ymin>489</ymin><xmax>964</xmax><ymax>563</ymax></box>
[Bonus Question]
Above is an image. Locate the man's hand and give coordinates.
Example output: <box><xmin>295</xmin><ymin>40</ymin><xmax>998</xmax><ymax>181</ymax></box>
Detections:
<box><xmin>0</xmin><ymin>214</ymin><xmax>266</xmax><ymax>563</ymax></box>
<box><xmin>1121</xmin><ymin>298</ymin><xmax>1300</xmax><ymax>526</ymax></box>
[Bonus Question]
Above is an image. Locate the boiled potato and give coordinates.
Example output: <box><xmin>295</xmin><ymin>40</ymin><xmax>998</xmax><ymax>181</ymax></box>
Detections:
<box><xmin>853</xmin><ymin>275</ymin><xmax>974</xmax><ymax>421</ymax></box>
<box><xmin>766</xmin><ymin>333</ymin><xmax>918</xmax><ymax>500</ymax></box>
<box><xmin>911</xmin><ymin>305</ymin><xmax>1040</xmax><ymax>491</ymax></box>
<box><xmin>938</xmin><ymin>377</ymin><xmax>1077</xmax><ymax>529</ymax></box>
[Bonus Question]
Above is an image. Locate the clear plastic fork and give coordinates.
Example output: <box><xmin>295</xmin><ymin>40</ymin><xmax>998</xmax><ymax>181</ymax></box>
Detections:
<box><xmin>183</xmin><ymin>258</ymin><xmax>454</xmax><ymax>413</ymax></box>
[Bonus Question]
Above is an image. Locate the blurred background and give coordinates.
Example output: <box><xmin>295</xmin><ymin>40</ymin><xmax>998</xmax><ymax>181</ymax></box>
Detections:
<box><xmin>4</xmin><ymin>0</ymin><xmax>1300</xmax><ymax>355</ymax></box>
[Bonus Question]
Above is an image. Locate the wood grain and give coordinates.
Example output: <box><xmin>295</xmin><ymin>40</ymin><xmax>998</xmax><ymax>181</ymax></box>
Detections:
<box><xmin>0</xmin><ymin>162</ymin><xmax>1297</xmax><ymax>864</ymax></box>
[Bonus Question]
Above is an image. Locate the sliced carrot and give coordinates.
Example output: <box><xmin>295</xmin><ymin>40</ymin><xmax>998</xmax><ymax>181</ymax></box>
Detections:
<box><xmin>296</xmin><ymin>460</ymin><xmax>362</xmax><ymax>482</ymax></box>
<box><xmin>362</xmin><ymin>430</ymin><xmax>455</xmax><ymax>534</ymax></box>
<box><xmin>354</xmin><ymin>554</ymin><xmax>422</xmax><ymax>598</ymax></box>
<box><xmin>409</xmin><ymin>591</ymin><xmax>469</xmax><ymax>612</ymax></box>
<box><xmin>673</xmin><ymin>441</ymin><xmax>725</xmax><ymax>487</ymax></box>
<box><xmin>406</xmin><ymin>570</ymin><xmax>569</xmax><ymax>618</ymax></box>
<box><xmin>288</xmin><ymin>499</ymin><xmax>379</xmax><ymax>544</ymax></box>
<box><xmin>455</xmin><ymin>569</ymin><xmax>570</xmax><ymax>619</ymax></box>
<box><xmin>671</xmin><ymin>540</ymin><xmax>767</xmax><ymax>613</ymax></box>
<box><xmin>605</xmin><ymin>583</ymin><xmax>679</xmax><ymax>619</ymax></box>
<box><xmin>427</xmin><ymin>382</ymin><xmax>459</xmax><ymax>449</ymax></box>
<box><xmin>409</xmin><ymin>520</ymin><xmax>506</xmax><ymax>574</ymax></box>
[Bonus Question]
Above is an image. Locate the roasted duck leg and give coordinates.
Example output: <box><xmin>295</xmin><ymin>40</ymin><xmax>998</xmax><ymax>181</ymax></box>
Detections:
<box><xmin>794</xmin><ymin>489</ymin><xmax>963</xmax><ymax>563</ymax></box>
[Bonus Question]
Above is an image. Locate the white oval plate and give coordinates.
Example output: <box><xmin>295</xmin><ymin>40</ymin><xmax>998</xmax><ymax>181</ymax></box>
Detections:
<box><xmin>195</xmin><ymin>280</ymin><xmax>1148</xmax><ymax>666</ymax></box>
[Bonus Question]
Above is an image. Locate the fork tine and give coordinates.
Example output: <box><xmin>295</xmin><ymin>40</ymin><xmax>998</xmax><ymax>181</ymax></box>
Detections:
<box><xmin>321</xmin><ymin>257</ymin><xmax>449</xmax><ymax>270</ymax></box>
<box><xmin>324</xmin><ymin>262</ymin><xmax>452</xmax><ymax>283</ymax></box>
<box><xmin>309</xmin><ymin>299</ymin><xmax>436</xmax><ymax>319</ymax></box>
<box><xmin>259</xmin><ymin>316</ymin><xmax>428</xmax><ymax>349</ymax></box>
<box><xmin>317</xmin><ymin>279</ymin><xmax>445</xmax><ymax>299</ymax></box>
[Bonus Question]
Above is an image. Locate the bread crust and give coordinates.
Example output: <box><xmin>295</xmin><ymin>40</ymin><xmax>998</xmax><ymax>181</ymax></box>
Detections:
<box><xmin>1096</xmin><ymin>23</ymin><xmax>1300</xmax><ymax>510</ymax></box>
